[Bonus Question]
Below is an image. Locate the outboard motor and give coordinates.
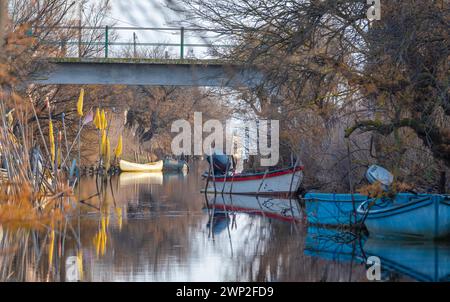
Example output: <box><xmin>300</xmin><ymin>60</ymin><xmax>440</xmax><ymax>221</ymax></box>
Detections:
<box><xmin>366</xmin><ymin>165</ymin><xmax>393</xmax><ymax>191</ymax></box>
<box><xmin>206</xmin><ymin>152</ymin><xmax>233</xmax><ymax>175</ymax></box>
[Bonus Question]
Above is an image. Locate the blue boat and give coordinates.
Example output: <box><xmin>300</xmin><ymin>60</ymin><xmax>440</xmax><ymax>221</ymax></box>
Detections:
<box><xmin>303</xmin><ymin>193</ymin><xmax>371</xmax><ymax>226</ymax></box>
<box><xmin>357</xmin><ymin>194</ymin><xmax>450</xmax><ymax>240</ymax></box>
<box><xmin>163</xmin><ymin>159</ymin><xmax>189</xmax><ymax>172</ymax></box>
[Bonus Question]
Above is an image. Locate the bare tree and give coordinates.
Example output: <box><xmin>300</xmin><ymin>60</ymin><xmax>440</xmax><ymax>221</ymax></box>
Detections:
<box><xmin>176</xmin><ymin>0</ymin><xmax>449</xmax><ymax>172</ymax></box>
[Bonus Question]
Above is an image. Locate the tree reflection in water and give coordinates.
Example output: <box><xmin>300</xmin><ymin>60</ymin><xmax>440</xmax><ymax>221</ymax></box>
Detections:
<box><xmin>0</xmin><ymin>162</ymin><xmax>417</xmax><ymax>281</ymax></box>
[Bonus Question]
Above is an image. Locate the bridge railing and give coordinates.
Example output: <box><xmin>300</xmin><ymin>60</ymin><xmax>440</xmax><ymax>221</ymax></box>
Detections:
<box><xmin>34</xmin><ymin>26</ymin><xmax>237</xmax><ymax>60</ymax></box>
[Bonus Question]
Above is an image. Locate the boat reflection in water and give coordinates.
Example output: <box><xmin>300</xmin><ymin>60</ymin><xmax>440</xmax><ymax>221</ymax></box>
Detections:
<box><xmin>206</xmin><ymin>212</ymin><xmax>230</xmax><ymax>235</ymax></box>
<box><xmin>205</xmin><ymin>193</ymin><xmax>303</xmax><ymax>223</ymax></box>
<box><xmin>119</xmin><ymin>167</ymin><xmax>188</xmax><ymax>188</ymax></box>
<box><xmin>304</xmin><ymin>226</ymin><xmax>450</xmax><ymax>282</ymax></box>
<box><xmin>304</xmin><ymin>227</ymin><xmax>365</xmax><ymax>264</ymax></box>
<box><xmin>119</xmin><ymin>172</ymin><xmax>163</xmax><ymax>186</ymax></box>
<box><xmin>163</xmin><ymin>169</ymin><xmax>189</xmax><ymax>183</ymax></box>
<box><xmin>362</xmin><ymin>238</ymin><xmax>450</xmax><ymax>282</ymax></box>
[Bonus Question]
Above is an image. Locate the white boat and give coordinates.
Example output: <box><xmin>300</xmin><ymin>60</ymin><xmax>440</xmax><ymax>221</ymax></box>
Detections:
<box><xmin>357</xmin><ymin>194</ymin><xmax>450</xmax><ymax>239</ymax></box>
<box><xmin>119</xmin><ymin>172</ymin><xmax>163</xmax><ymax>186</ymax></box>
<box><xmin>119</xmin><ymin>159</ymin><xmax>163</xmax><ymax>172</ymax></box>
<box><xmin>206</xmin><ymin>194</ymin><xmax>302</xmax><ymax>222</ymax></box>
<box><xmin>365</xmin><ymin>164</ymin><xmax>393</xmax><ymax>190</ymax></box>
<box><xmin>203</xmin><ymin>166</ymin><xmax>304</xmax><ymax>196</ymax></box>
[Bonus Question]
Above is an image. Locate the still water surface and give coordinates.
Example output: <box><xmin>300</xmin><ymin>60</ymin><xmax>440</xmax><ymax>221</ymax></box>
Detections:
<box><xmin>2</xmin><ymin>162</ymin><xmax>449</xmax><ymax>281</ymax></box>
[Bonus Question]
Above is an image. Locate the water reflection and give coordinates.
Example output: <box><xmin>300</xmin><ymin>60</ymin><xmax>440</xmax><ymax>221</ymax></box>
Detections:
<box><xmin>362</xmin><ymin>238</ymin><xmax>450</xmax><ymax>282</ymax></box>
<box><xmin>206</xmin><ymin>212</ymin><xmax>230</xmax><ymax>235</ymax></box>
<box><xmin>205</xmin><ymin>194</ymin><xmax>303</xmax><ymax>222</ymax></box>
<box><xmin>119</xmin><ymin>172</ymin><xmax>163</xmax><ymax>186</ymax></box>
<box><xmin>305</xmin><ymin>227</ymin><xmax>365</xmax><ymax>263</ymax></box>
<box><xmin>0</xmin><ymin>162</ymin><xmax>448</xmax><ymax>282</ymax></box>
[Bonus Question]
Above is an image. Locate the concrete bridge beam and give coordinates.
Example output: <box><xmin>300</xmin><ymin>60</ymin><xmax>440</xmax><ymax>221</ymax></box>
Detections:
<box><xmin>30</xmin><ymin>58</ymin><xmax>263</xmax><ymax>87</ymax></box>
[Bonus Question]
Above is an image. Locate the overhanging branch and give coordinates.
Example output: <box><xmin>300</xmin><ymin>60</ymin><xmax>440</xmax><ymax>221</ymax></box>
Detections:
<box><xmin>345</xmin><ymin>118</ymin><xmax>450</xmax><ymax>166</ymax></box>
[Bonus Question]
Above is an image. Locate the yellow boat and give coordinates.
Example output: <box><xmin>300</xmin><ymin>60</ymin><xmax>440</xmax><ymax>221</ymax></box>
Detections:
<box><xmin>119</xmin><ymin>159</ymin><xmax>164</xmax><ymax>172</ymax></box>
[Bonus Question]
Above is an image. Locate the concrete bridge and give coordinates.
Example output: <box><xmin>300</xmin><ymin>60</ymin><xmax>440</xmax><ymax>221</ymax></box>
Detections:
<box><xmin>31</xmin><ymin>58</ymin><xmax>263</xmax><ymax>87</ymax></box>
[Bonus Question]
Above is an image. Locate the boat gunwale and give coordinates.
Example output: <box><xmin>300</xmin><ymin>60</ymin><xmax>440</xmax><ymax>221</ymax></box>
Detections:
<box><xmin>207</xmin><ymin>166</ymin><xmax>304</xmax><ymax>182</ymax></box>
<box><xmin>119</xmin><ymin>159</ymin><xmax>164</xmax><ymax>172</ymax></box>
<box><xmin>302</xmin><ymin>196</ymin><xmax>372</xmax><ymax>203</ymax></box>
<box><xmin>201</xmin><ymin>189</ymin><xmax>300</xmax><ymax>198</ymax></box>
<box><xmin>357</xmin><ymin>196</ymin><xmax>435</xmax><ymax>219</ymax></box>
<box><xmin>121</xmin><ymin>159</ymin><xmax>163</xmax><ymax>166</ymax></box>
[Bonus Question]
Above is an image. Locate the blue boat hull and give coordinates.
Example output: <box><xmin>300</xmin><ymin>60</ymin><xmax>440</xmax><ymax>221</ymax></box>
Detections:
<box><xmin>358</xmin><ymin>194</ymin><xmax>450</xmax><ymax>240</ymax></box>
<box><xmin>303</xmin><ymin>193</ymin><xmax>370</xmax><ymax>226</ymax></box>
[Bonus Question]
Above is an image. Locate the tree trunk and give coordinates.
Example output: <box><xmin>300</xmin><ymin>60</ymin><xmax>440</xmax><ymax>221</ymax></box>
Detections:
<box><xmin>0</xmin><ymin>0</ymin><xmax>8</xmax><ymax>51</ymax></box>
<box><xmin>439</xmin><ymin>171</ymin><xmax>447</xmax><ymax>194</ymax></box>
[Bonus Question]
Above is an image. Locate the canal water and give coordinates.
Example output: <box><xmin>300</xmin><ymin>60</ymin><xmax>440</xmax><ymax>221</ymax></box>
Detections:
<box><xmin>1</xmin><ymin>161</ymin><xmax>449</xmax><ymax>281</ymax></box>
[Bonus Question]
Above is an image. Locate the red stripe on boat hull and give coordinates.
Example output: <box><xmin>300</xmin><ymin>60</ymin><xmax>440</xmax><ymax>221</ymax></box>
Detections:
<box><xmin>208</xmin><ymin>166</ymin><xmax>304</xmax><ymax>182</ymax></box>
<box><xmin>202</xmin><ymin>190</ymin><xmax>299</xmax><ymax>198</ymax></box>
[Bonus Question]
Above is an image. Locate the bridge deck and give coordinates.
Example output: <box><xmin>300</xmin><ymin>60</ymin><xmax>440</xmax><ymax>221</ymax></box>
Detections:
<box><xmin>31</xmin><ymin>58</ymin><xmax>262</xmax><ymax>87</ymax></box>
<box><xmin>50</xmin><ymin>57</ymin><xmax>232</xmax><ymax>65</ymax></box>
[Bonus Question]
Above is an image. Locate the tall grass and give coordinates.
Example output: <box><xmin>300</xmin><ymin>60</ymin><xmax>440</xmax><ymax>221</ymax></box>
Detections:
<box><xmin>0</xmin><ymin>94</ymin><xmax>76</xmax><ymax>230</ymax></box>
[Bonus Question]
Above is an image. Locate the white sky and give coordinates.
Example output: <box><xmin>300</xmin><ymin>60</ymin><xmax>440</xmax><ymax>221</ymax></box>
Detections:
<box><xmin>109</xmin><ymin>0</ymin><xmax>181</xmax><ymax>28</ymax></box>
<box><xmin>104</xmin><ymin>0</ymin><xmax>218</xmax><ymax>58</ymax></box>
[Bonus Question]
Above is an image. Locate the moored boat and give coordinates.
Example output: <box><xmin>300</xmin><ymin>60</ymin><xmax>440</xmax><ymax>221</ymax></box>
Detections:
<box><xmin>119</xmin><ymin>159</ymin><xmax>163</xmax><ymax>172</ymax></box>
<box><xmin>163</xmin><ymin>159</ymin><xmax>189</xmax><ymax>172</ymax></box>
<box><xmin>303</xmin><ymin>193</ymin><xmax>371</xmax><ymax>226</ymax></box>
<box><xmin>204</xmin><ymin>166</ymin><xmax>304</xmax><ymax>196</ymax></box>
<box><xmin>357</xmin><ymin>194</ymin><xmax>450</xmax><ymax>240</ymax></box>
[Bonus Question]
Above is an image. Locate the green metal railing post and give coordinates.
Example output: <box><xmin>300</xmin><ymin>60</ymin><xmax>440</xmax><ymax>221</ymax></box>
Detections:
<box><xmin>37</xmin><ymin>26</ymin><xmax>233</xmax><ymax>60</ymax></box>
<box><xmin>105</xmin><ymin>25</ymin><xmax>109</xmax><ymax>58</ymax></box>
<box><xmin>133</xmin><ymin>32</ymin><xmax>137</xmax><ymax>58</ymax></box>
<box><xmin>180</xmin><ymin>27</ymin><xmax>184</xmax><ymax>59</ymax></box>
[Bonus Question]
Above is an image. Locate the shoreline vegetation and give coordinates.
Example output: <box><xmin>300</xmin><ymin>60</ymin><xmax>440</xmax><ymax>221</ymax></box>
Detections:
<box><xmin>0</xmin><ymin>0</ymin><xmax>234</xmax><ymax>280</ymax></box>
<box><xmin>0</xmin><ymin>0</ymin><xmax>448</xmax><ymax>281</ymax></box>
